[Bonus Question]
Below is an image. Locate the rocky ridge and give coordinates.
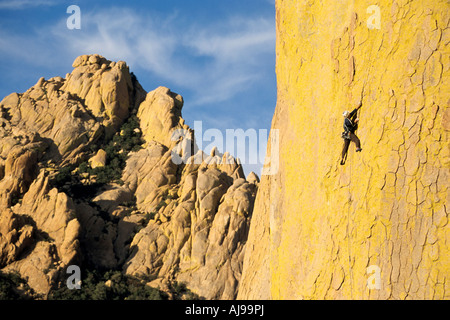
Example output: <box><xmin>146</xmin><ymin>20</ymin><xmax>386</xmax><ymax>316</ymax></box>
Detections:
<box><xmin>0</xmin><ymin>54</ymin><xmax>257</xmax><ymax>299</ymax></box>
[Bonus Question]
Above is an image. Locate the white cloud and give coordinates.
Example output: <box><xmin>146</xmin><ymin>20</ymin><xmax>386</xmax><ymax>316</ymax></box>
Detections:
<box><xmin>47</xmin><ymin>7</ymin><xmax>275</xmax><ymax>107</ymax></box>
<box><xmin>0</xmin><ymin>6</ymin><xmax>275</xmax><ymax>113</ymax></box>
<box><xmin>0</xmin><ymin>0</ymin><xmax>56</xmax><ymax>9</ymax></box>
<box><xmin>185</xmin><ymin>17</ymin><xmax>275</xmax><ymax>62</ymax></box>
<box><xmin>179</xmin><ymin>17</ymin><xmax>275</xmax><ymax>105</ymax></box>
<box><xmin>0</xmin><ymin>5</ymin><xmax>275</xmax><ymax>176</ymax></box>
<box><xmin>0</xmin><ymin>30</ymin><xmax>54</xmax><ymax>66</ymax></box>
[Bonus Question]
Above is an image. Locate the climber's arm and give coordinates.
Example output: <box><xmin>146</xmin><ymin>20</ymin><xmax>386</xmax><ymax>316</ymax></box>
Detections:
<box><xmin>349</xmin><ymin>108</ymin><xmax>358</xmax><ymax>120</ymax></box>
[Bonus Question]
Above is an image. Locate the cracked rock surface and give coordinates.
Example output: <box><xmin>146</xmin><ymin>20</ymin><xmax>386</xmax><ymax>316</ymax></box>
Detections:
<box><xmin>239</xmin><ymin>0</ymin><xmax>449</xmax><ymax>300</ymax></box>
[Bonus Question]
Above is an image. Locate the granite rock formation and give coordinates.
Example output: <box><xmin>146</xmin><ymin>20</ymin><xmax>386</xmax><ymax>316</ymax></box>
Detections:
<box><xmin>0</xmin><ymin>54</ymin><xmax>257</xmax><ymax>299</ymax></box>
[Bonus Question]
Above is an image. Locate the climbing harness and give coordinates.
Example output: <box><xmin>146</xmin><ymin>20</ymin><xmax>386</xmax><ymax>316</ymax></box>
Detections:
<box><xmin>341</xmin><ymin>131</ymin><xmax>350</xmax><ymax>140</ymax></box>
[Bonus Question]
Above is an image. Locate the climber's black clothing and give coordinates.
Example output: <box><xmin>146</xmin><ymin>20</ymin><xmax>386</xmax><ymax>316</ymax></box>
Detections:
<box><xmin>340</xmin><ymin>107</ymin><xmax>362</xmax><ymax>165</ymax></box>
<box><xmin>341</xmin><ymin>133</ymin><xmax>361</xmax><ymax>159</ymax></box>
<box><xmin>344</xmin><ymin>108</ymin><xmax>359</xmax><ymax>133</ymax></box>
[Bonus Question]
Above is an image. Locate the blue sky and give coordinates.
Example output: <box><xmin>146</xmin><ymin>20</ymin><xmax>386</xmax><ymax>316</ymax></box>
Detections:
<box><xmin>0</xmin><ymin>0</ymin><xmax>276</xmax><ymax>175</ymax></box>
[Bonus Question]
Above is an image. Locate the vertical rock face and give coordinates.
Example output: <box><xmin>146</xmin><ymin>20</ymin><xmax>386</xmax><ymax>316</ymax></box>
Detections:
<box><xmin>239</xmin><ymin>0</ymin><xmax>449</xmax><ymax>299</ymax></box>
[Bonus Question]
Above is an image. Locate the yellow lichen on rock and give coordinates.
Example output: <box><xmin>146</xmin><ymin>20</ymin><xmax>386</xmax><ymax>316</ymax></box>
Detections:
<box><xmin>239</xmin><ymin>0</ymin><xmax>449</xmax><ymax>300</ymax></box>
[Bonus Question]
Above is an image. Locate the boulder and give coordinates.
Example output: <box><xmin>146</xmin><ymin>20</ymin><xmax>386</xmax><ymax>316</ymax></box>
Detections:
<box><xmin>89</xmin><ymin>149</ymin><xmax>107</xmax><ymax>169</ymax></box>
<box><xmin>137</xmin><ymin>86</ymin><xmax>186</xmax><ymax>149</ymax></box>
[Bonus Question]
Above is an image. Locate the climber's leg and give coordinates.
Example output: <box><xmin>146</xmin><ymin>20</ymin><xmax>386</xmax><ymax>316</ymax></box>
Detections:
<box><xmin>341</xmin><ymin>139</ymin><xmax>350</xmax><ymax>164</ymax></box>
<box><xmin>350</xmin><ymin>133</ymin><xmax>362</xmax><ymax>152</ymax></box>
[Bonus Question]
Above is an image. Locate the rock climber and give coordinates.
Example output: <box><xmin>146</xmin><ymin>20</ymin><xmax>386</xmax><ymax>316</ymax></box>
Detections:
<box><xmin>340</xmin><ymin>104</ymin><xmax>362</xmax><ymax>165</ymax></box>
